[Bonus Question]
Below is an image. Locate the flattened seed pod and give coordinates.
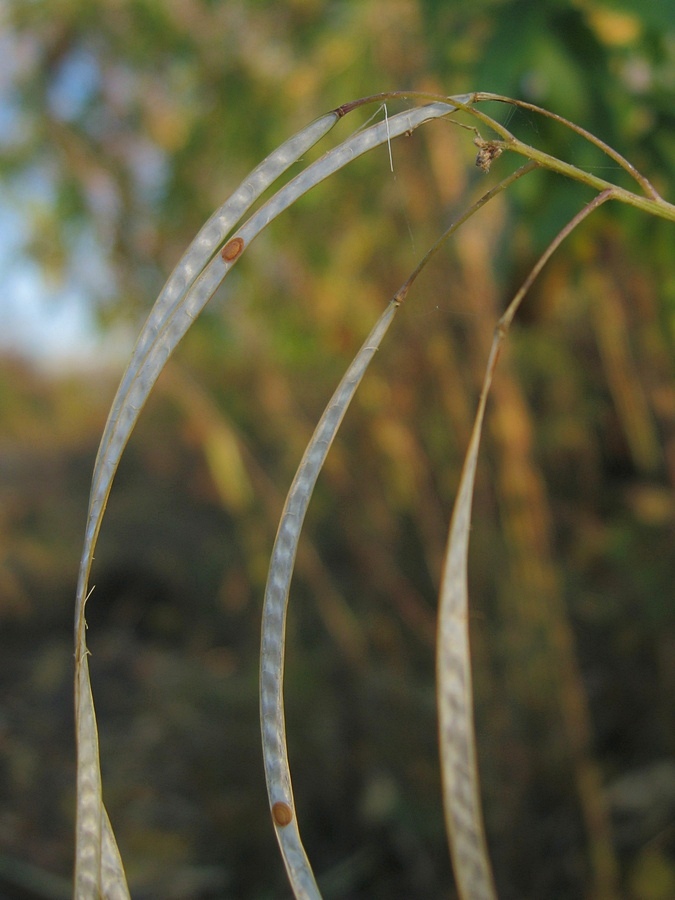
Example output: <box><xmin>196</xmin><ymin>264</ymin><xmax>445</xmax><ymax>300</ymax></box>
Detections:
<box><xmin>221</xmin><ymin>237</ymin><xmax>245</xmax><ymax>261</ymax></box>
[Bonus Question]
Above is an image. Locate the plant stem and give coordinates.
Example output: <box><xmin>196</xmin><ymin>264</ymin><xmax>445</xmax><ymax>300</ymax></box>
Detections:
<box><xmin>398</xmin><ymin>161</ymin><xmax>540</xmax><ymax>301</ymax></box>
<box><xmin>500</xmin><ymin>188</ymin><xmax>615</xmax><ymax>329</ymax></box>
<box><xmin>504</xmin><ymin>139</ymin><xmax>675</xmax><ymax>222</ymax></box>
<box><xmin>474</xmin><ymin>92</ymin><xmax>660</xmax><ymax>199</ymax></box>
<box><xmin>333</xmin><ymin>91</ymin><xmax>675</xmax><ymax>223</ymax></box>
<box><xmin>447</xmin><ymin>98</ymin><xmax>675</xmax><ymax>223</ymax></box>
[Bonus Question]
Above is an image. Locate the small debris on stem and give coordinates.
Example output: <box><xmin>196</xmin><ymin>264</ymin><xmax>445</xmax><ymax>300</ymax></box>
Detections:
<box><xmin>474</xmin><ymin>138</ymin><xmax>503</xmax><ymax>173</ymax></box>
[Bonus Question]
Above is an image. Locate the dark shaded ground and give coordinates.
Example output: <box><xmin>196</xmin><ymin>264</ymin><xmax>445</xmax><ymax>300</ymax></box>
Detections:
<box><xmin>1</xmin><ymin>354</ymin><xmax>674</xmax><ymax>900</ymax></box>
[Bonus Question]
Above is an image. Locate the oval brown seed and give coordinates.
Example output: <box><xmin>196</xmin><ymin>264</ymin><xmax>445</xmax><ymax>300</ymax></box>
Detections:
<box><xmin>221</xmin><ymin>237</ymin><xmax>245</xmax><ymax>262</ymax></box>
<box><xmin>271</xmin><ymin>801</ymin><xmax>293</xmax><ymax>827</ymax></box>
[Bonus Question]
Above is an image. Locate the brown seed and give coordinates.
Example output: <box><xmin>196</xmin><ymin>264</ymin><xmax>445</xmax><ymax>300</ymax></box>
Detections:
<box><xmin>271</xmin><ymin>801</ymin><xmax>293</xmax><ymax>827</ymax></box>
<box><xmin>221</xmin><ymin>237</ymin><xmax>245</xmax><ymax>262</ymax></box>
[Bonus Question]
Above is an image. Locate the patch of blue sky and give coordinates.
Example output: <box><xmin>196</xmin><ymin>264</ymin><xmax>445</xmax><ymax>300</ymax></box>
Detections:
<box><xmin>0</xmin><ymin>26</ymin><xmax>181</xmax><ymax>375</ymax></box>
<box><xmin>0</xmin><ymin>202</ymin><xmax>129</xmax><ymax>371</ymax></box>
<box><xmin>47</xmin><ymin>46</ymin><xmax>101</xmax><ymax>123</ymax></box>
<box><xmin>0</xmin><ymin>38</ymin><xmax>158</xmax><ymax>370</ymax></box>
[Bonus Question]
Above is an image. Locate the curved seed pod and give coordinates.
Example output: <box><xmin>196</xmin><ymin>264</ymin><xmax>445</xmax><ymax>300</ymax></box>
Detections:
<box><xmin>78</xmin><ymin>110</ymin><xmax>341</xmax><ymax>618</ymax></box>
<box><xmin>261</xmin><ymin>298</ymin><xmax>401</xmax><ymax>898</ymax></box>
<box><xmin>73</xmin><ymin>95</ymin><xmax>471</xmax><ymax>898</ymax></box>
<box><xmin>437</xmin><ymin>336</ymin><xmax>500</xmax><ymax>900</ymax></box>
<box><xmin>79</xmin><ymin>99</ymin><xmax>470</xmax><ymax>619</ymax></box>
<box><xmin>437</xmin><ymin>192</ymin><xmax>613</xmax><ymax>900</ymax></box>
<box><xmin>74</xmin><ymin>110</ymin><xmax>339</xmax><ymax>900</ymax></box>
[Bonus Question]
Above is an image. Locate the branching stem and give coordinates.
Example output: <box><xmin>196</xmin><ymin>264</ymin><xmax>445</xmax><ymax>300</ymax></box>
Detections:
<box><xmin>336</xmin><ymin>91</ymin><xmax>675</xmax><ymax>224</ymax></box>
<box><xmin>500</xmin><ymin>188</ymin><xmax>615</xmax><ymax>330</ymax></box>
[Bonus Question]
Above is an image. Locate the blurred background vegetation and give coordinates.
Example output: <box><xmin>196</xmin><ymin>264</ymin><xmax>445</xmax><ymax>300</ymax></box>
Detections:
<box><xmin>1</xmin><ymin>1</ymin><xmax>674</xmax><ymax>898</ymax></box>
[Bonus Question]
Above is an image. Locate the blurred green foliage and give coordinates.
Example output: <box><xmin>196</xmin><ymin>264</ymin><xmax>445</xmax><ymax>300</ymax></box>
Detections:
<box><xmin>1</xmin><ymin>1</ymin><xmax>674</xmax><ymax>898</ymax></box>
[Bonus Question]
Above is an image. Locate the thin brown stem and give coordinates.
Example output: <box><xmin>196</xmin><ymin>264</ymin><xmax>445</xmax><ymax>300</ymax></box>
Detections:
<box><xmin>445</xmin><ymin>99</ymin><xmax>675</xmax><ymax>223</ymax></box>
<box><xmin>500</xmin><ymin>188</ymin><xmax>615</xmax><ymax>331</ymax></box>
<box><xmin>475</xmin><ymin>92</ymin><xmax>661</xmax><ymax>200</ymax></box>
<box><xmin>397</xmin><ymin>160</ymin><xmax>540</xmax><ymax>302</ymax></box>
